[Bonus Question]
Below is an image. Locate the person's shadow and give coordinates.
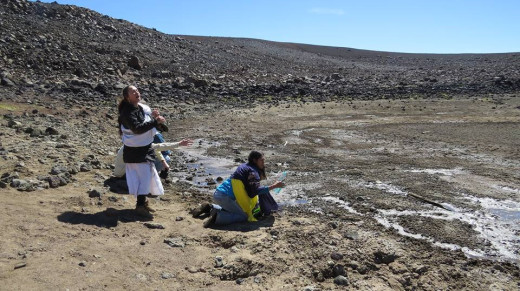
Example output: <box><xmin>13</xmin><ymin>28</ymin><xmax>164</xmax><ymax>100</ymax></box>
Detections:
<box><xmin>57</xmin><ymin>208</ymin><xmax>151</xmax><ymax>228</ymax></box>
<box><xmin>196</xmin><ymin>213</ymin><xmax>276</xmax><ymax>232</ymax></box>
<box><xmin>103</xmin><ymin>176</ymin><xmax>129</xmax><ymax>194</ymax></box>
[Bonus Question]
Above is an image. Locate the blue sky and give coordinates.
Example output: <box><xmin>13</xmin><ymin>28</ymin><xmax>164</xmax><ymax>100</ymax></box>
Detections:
<box><xmin>34</xmin><ymin>0</ymin><xmax>519</xmax><ymax>53</ymax></box>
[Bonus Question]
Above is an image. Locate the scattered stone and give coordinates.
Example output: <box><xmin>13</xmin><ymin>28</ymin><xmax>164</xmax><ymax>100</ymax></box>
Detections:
<box><xmin>7</xmin><ymin>120</ymin><xmax>22</xmax><ymax>128</ymax></box>
<box><xmin>128</xmin><ymin>56</ymin><xmax>142</xmax><ymax>70</ymax></box>
<box><xmin>347</xmin><ymin>260</ymin><xmax>359</xmax><ymax>270</ymax></box>
<box><xmin>374</xmin><ymin>250</ymin><xmax>399</xmax><ymax>264</ymax></box>
<box><xmin>10</xmin><ymin>179</ymin><xmax>29</xmax><ymax>190</ymax></box>
<box><xmin>302</xmin><ymin>286</ymin><xmax>317</xmax><ymax>291</ymax></box>
<box><xmin>47</xmin><ymin>175</ymin><xmax>61</xmax><ymax>188</ymax></box>
<box><xmin>144</xmin><ymin>222</ymin><xmax>165</xmax><ymax>229</ymax></box>
<box><xmin>235</xmin><ymin>278</ymin><xmax>245</xmax><ymax>285</ymax></box>
<box><xmin>50</xmin><ymin>165</ymin><xmax>68</xmax><ymax>175</ymax></box>
<box><xmin>80</xmin><ymin>163</ymin><xmax>92</xmax><ymax>172</ymax></box>
<box><xmin>29</xmin><ymin>128</ymin><xmax>45</xmax><ymax>137</ymax></box>
<box><xmin>330</xmin><ymin>252</ymin><xmax>343</xmax><ymax>261</ymax></box>
<box><xmin>413</xmin><ymin>265</ymin><xmax>429</xmax><ymax>274</ymax></box>
<box><xmin>253</xmin><ymin>276</ymin><xmax>262</xmax><ymax>284</ymax></box>
<box><xmin>291</xmin><ymin>218</ymin><xmax>312</xmax><ymax>225</ymax></box>
<box><xmin>161</xmin><ymin>272</ymin><xmax>175</xmax><ymax>279</ymax></box>
<box><xmin>333</xmin><ymin>275</ymin><xmax>349</xmax><ymax>286</ymax></box>
<box><xmin>57</xmin><ymin>173</ymin><xmax>70</xmax><ymax>186</ymax></box>
<box><xmin>216</xmin><ymin>176</ymin><xmax>223</xmax><ymax>183</ymax></box>
<box><xmin>14</xmin><ymin>262</ymin><xmax>26</xmax><ymax>269</ymax></box>
<box><xmin>45</xmin><ymin>127</ymin><xmax>59</xmax><ymax>135</ymax></box>
<box><xmin>1</xmin><ymin>77</ymin><xmax>15</xmax><ymax>86</ymax></box>
<box><xmin>107</xmin><ymin>196</ymin><xmax>118</xmax><ymax>202</ymax></box>
<box><xmin>215</xmin><ymin>256</ymin><xmax>224</xmax><ymax>268</ymax></box>
<box><xmin>175</xmin><ymin>216</ymin><xmax>184</xmax><ymax>221</ymax></box>
<box><xmin>357</xmin><ymin>263</ymin><xmax>377</xmax><ymax>275</ymax></box>
<box><xmin>343</xmin><ymin>231</ymin><xmax>359</xmax><ymax>240</ymax></box>
<box><xmin>136</xmin><ymin>273</ymin><xmax>147</xmax><ymax>281</ymax></box>
<box><xmin>328</xmin><ymin>221</ymin><xmax>339</xmax><ymax>229</ymax></box>
<box><xmin>187</xmin><ymin>266</ymin><xmax>199</xmax><ymax>273</ymax></box>
<box><xmin>390</xmin><ymin>262</ymin><xmax>408</xmax><ymax>274</ymax></box>
<box><xmin>313</xmin><ymin>270</ymin><xmax>325</xmax><ymax>282</ymax></box>
<box><xmin>332</xmin><ymin>264</ymin><xmax>346</xmax><ymax>277</ymax></box>
<box><xmin>88</xmin><ymin>188</ymin><xmax>102</xmax><ymax>198</ymax></box>
<box><xmin>164</xmin><ymin>237</ymin><xmax>185</xmax><ymax>248</ymax></box>
<box><xmin>79</xmin><ymin>261</ymin><xmax>87</xmax><ymax>267</ymax></box>
<box><xmin>1</xmin><ymin>172</ymin><xmax>18</xmax><ymax>183</ymax></box>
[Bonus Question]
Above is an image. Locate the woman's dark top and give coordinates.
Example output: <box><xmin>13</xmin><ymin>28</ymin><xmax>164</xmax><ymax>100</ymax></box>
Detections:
<box><xmin>118</xmin><ymin>101</ymin><xmax>157</xmax><ymax>163</ymax></box>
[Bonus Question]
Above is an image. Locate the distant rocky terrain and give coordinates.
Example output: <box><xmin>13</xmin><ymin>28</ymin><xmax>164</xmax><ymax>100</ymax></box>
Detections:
<box><xmin>1</xmin><ymin>0</ymin><xmax>520</xmax><ymax>107</ymax></box>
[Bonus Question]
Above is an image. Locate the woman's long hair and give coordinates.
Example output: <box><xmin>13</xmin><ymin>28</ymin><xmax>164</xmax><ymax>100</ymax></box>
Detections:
<box><xmin>117</xmin><ymin>86</ymin><xmax>131</xmax><ymax>135</ymax></box>
<box><xmin>248</xmin><ymin>151</ymin><xmax>266</xmax><ymax>180</ymax></box>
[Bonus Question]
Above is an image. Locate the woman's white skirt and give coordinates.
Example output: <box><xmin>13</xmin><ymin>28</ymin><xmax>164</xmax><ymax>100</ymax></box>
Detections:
<box><xmin>125</xmin><ymin>162</ymin><xmax>164</xmax><ymax>196</ymax></box>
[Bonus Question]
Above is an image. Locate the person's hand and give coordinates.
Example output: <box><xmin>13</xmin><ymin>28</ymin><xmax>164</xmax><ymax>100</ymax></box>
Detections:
<box><xmin>156</xmin><ymin>116</ymin><xmax>166</xmax><ymax>124</ymax></box>
<box><xmin>151</xmin><ymin>109</ymin><xmax>160</xmax><ymax>118</ymax></box>
<box><xmin>271</xmin><ymin>181</ymin><xmax>285</xmax><ymax>190</ymax></box>
<box><xmin>179</xmin><ymin>138</ymin><xmax>193</xmax><ymax>147</ymax></box>
<box><xmin>161</xmin><ymin>160</ymin><xmax>170</xmax><ymax>171</ymax></box>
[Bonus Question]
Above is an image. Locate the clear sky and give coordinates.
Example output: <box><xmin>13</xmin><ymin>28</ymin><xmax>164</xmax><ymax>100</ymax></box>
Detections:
<box><xmin>33</xmin><ymin>0</ymin><xmax>519</xmax><ymax>54</ymax></box>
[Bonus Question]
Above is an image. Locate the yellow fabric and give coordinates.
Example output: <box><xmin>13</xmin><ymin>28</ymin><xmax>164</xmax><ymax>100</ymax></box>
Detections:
<box><xmin>231</xmin><ymin>178</ymin><xmax>258</xmax><ymax>222</ymax></box>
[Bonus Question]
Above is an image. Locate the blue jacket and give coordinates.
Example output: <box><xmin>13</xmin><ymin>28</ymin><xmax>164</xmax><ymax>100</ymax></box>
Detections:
<box><xmin>217</xmin><ymin>163</ymin><xmax>268</xmax><ymax>199</ymax></box>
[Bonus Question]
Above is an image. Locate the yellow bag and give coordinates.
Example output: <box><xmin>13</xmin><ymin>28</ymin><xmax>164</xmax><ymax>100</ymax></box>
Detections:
<box><xmin>231</xmin><ymin>179</ymin><xmax>259</xmax><ymax>222</ymax></box>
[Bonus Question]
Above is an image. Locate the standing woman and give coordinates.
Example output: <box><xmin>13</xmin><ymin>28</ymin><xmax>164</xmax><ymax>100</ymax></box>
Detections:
<box><xmin>118</xmin><ymin>85</ymin><xmax>166</xmax><ymax>218</ymax></box>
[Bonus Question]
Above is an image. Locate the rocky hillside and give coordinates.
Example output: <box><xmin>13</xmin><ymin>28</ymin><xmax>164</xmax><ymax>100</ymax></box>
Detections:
<box><xmin>1</xmin><ymin>0</ymin><xmax>519</xmax><ymax>106</ymax></box>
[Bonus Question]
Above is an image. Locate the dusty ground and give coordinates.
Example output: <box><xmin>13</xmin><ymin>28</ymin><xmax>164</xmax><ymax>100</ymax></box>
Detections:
<box><xmin>1</xmin><ymin>95</ymin><xmax>520</xmax><ymax>290</ymax></box>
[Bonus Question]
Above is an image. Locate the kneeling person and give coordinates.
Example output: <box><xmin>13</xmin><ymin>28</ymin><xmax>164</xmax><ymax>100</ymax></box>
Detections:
<box><xmin>194</xmin><ymin>151</ymin><xmax>284</xmax><ymax>227</ymax></box>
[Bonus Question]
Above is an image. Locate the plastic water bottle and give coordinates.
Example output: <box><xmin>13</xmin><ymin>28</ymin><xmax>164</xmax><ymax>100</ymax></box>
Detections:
<box><xmin>272</xmin><ymin>171</ymin><xmax>287</xmax><ymax>194</ymax></box>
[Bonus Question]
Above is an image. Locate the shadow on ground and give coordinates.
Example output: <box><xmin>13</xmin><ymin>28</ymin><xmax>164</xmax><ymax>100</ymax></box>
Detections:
<box><xmin>208</xmin><ymin>216</ymin><xmax>276</xmax><ymax>232</ymax></box>
<box><xmin>104</xmin><ymin>176</ymin><xmax>129</xmax><ymax>194</ymax></box>
<box><xmin>57</xmin><ymin>208</ymin><xmax>151</xmax><ymax>228</ymax></box>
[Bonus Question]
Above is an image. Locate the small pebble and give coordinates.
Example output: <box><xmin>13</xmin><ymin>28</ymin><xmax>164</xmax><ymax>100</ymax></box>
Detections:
<box><xmin>214</xmin><ymin>256</ymin><xmax>224</xmax><ymax>268</ymax></box>
<box><xmin>333</xmin><ymin>275</ymin><xmax>349</xmax><ymax>286</ymax></box>
<box><xmin>331</xmin><ymin>252</ymin><xmax>343</xmax><ymax>261</ymax></box>
<box><xmin>161</xmin><ymin>272</ymin><xmax>175</xmax><ymax>279</ymax></box>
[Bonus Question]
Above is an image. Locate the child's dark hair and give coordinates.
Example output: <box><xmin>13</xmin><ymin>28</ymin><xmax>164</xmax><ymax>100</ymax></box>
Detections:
<box><xmin>248</xmin><ymin>151</ymin><xmax>266</xmax><ymax>180</ymax></box>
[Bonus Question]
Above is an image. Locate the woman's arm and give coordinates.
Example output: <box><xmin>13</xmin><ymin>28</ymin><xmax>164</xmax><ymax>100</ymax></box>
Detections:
<box><xmin>121</xmin><ymin>106</ymin><xmax>158</xmax><ymax>134</ymax></box>
<box><xmin>151</xmin><ymin>139</ymin><xmax>193</xmax><ymax>151</ymax></box>
<box><xmin>154</xmin><ymin>149</ymin><xmax>169</xmax><ymax>171</ymax></box>
<box><xmin>154</xmin><ymin>148</ymin><xmax>166</xmax><ymax>162</ymax></box>
<box><xmin>257</xmin><ymin>181</ymin><xmax>285</xmax><ymax>195</ymax></box>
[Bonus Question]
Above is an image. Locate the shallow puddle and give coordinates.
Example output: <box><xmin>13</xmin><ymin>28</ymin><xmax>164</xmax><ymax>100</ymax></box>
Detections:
<box><xmin>172</xmin><ymin>139</ymin><xmax>236</xmax><ymax>188</ymax></box>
